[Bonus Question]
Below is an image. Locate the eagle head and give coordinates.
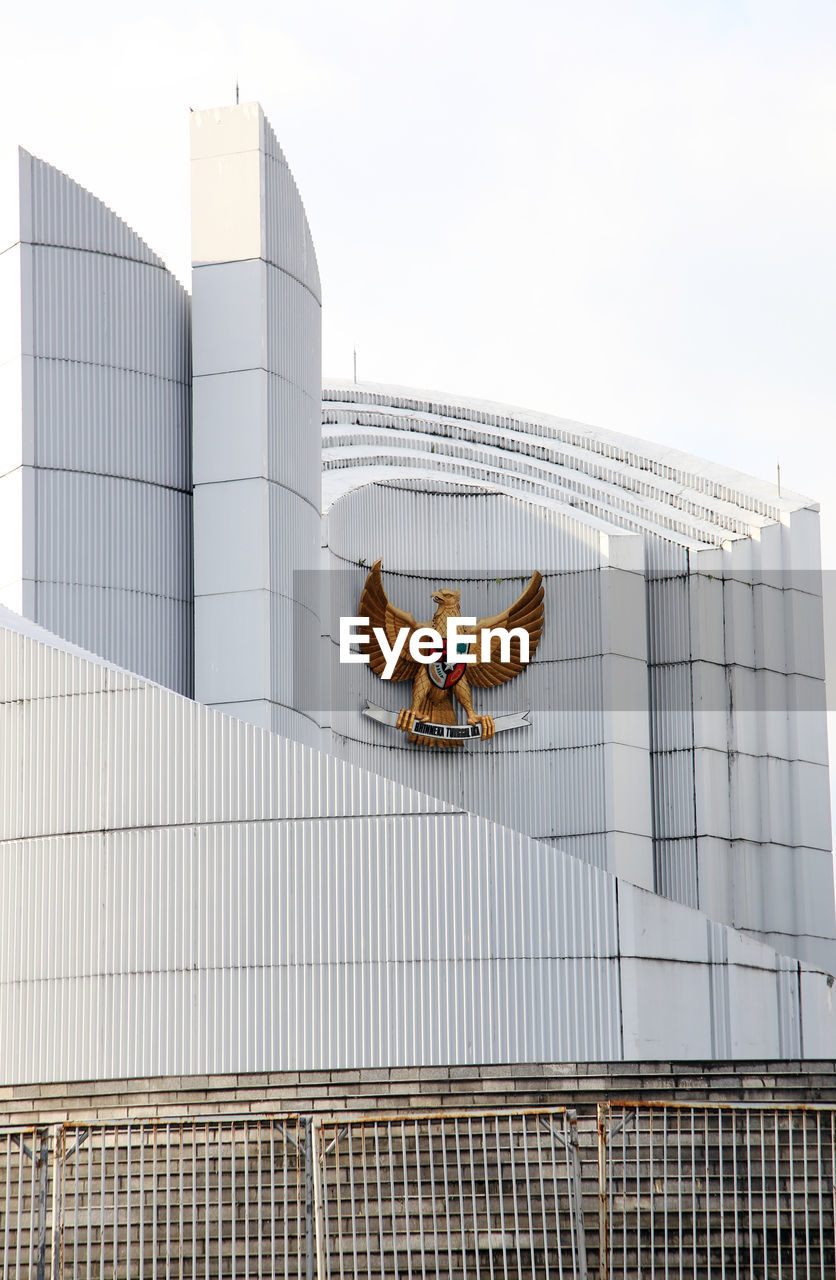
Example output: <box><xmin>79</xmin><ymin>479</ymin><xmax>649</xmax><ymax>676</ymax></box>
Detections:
<box><xmin>431</xmin><ymin>587</ymin><xmax>461</xmax><ymax>623</ymax></box>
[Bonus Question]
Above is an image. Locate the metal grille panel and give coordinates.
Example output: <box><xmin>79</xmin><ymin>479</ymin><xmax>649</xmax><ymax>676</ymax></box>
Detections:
<box><xmin>600</xmin><ymin>1102</ymin><xmax>836</xmax><ymax>1279</ymax></box>
<box><xmin>54</xmin><ymin>1117</ymin><xmax>305</xmax><ymax>1279</ymax></box>
<box><xmin>316</xmin><ymin>1109</ymin><xmax>587</xmax><ymax>1279</ymax></box>
<box><xmin>0</xmin><ymin>1129</ymin><xmax>46</xmax><ymax>1279</ymax></box>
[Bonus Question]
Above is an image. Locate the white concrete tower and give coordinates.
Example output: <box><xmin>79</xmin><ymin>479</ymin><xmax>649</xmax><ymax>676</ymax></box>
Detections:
<box><xmin>191</xmin><ymin>103</ymin><xmax>322</xmax><ymax>744</ymax></box>
<box><xmin>0</xmin><ymin>150</ymin><xmax>192</xmax><ymax>693</ymax></box>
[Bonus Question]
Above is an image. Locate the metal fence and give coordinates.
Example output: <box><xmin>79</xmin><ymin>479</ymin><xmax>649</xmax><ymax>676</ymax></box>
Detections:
<box><xmin>9</xmin><ymin>1102</ymin><xmax>836</xmax><ymax>1279</ymax></box>
<box><xmin>53</xmin><ymin>1117</ymin><xmax>307</xmax><ymax>1279</ymax></box>
<box><xmin>1</xmin><ymin>1116</ymin><xmax>307</xmax><ymax>1280</ymax></box>
<box><xmin>0</xmin><ymin>1108</ymin><xmax>587</xmax><ymax>1279</ymax></box>
<box><xmin>317</xmin><ymin>1109</ymin><xmax>586</xmax><ymax>1279</ymax></box>
<box><xmin>0</xmin><ymin>1128</ymin><xmax>46</xmax><ymax>1279</ymax></box>
<box><xmin>599</xmin><ymin>1101</ymin><xmax>836</xmax><ymax>1279</ymax></box>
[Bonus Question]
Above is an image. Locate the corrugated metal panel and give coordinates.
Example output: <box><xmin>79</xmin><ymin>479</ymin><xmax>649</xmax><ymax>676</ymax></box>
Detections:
<box><xmin>0</xmin><ymin>818</ymin><xmax>619</xmax><ymax>983</ymax></box>
<box><xmin>265</xmin><ymin>269</ymin><xmax>321</xmax><ymax>397</ymax></box>
<box><xmin>646</xmin><ymin>571</ymin><xmax>690</xmax><ymax>665</ymax></box>
<box><xmin>32</xmin><ymin>357</ymin><xmax>191</xmax><ymax>489</ymax></box>
<box><xmin>0</xmin><ymin>958</ymin><xmax>621</xmax><ymax>1081</ymax></box>
<box><xmin>20</xmin><ymin>150</ymin><xmax>164</xmax><ymax>267</ymax></box>
<box><xmin>654</xmin><ymin>837</ymin><xmax>698</xmax><ymax>907</ymax></box>
<box><xmin>651</xmin><ymin>750</ymin><xmax>696</xmax><ymax>842</ymax></box>
<box><xmin>327</xmin><ymin>478</ymin><xmax>607</xmax><ymax>574</ymax></box>
<box><xmin>540</xmin><ymin>833</ymin><xmax>610</xmax><ymax>870</ymax></box>
<box><xmin>649</xmin><ymin>664</ymin><xmax>692</xmax><ymax>753</ymax></box>
<box><xmin>266</xmin><ymin>372</ymin><xmax>321</xmax><ymax>505</ymax></box>
<box><xmin>34</xmin><ymin>583</ymin><xmax>193</xmax><ymax>695</ymax></box>
<box><xmin>33</xmin><ymin>470</ymin><xmax>191</xmax><ymax>596</ymax></box>
<box><xmin>0</xmin><ymin>816</ymin><xmax>620</xmax><ymax>1075</ymax></box>
<box><xmin>0</xmin><ymin>616</ymin><xmax>623</xmax><ymax>1078</ymax></box>
<box><xmin>4</xmin><ymin>609</ymin><xmax>836</xmax><ymax>1080</ymax></box>
<box><xmin>30</xmin><ymin>245</ymin><xmax>190</xmax><ymax>380</ymax></box>
<box><xmin>9</xmin><ymin>154</ymin><xmax>193</xmax><ymax>695</ymax></box>
<box><xmin>267</xmin><ymin>484</ymin><xmax>321</xmax><ymax>592</ymax></box>
<box><xmin>261</xmin><ymin>135</ymin><xmax>321</xmax><ymax>299</ymax></box>
<box><xmin>0</xmin><ymin>625</ymin><xmax>449</xmax><ymax>842</ymax></box>
<box><xmin>332</xmin><ymin>737</ymin><xmax>608</xmax><ymax>842</ymax></box>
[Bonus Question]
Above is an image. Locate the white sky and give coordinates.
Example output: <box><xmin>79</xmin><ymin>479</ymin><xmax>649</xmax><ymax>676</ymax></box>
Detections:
<box><xmin>3</xmin><ymin>0</ymin><xmax>833</xmax><ymax>503</ymax></box>
<box><xmin>2</xmin><ymin>1</ymin><xmax>836</xmax><ymax>681</ymax></box>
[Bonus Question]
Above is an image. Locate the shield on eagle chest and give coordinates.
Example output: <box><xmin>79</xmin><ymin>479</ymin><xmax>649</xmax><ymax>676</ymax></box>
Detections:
<box><xmin>427</xmin><ymin>646</ymin><xmax>467</xmax><ymax>690</ymax></box>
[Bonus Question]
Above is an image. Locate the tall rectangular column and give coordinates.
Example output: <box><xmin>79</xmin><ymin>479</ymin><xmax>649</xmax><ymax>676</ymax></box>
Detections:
<box><xmin>191</xmin><ymin>103</ymin><xmax>322</xmax><ymax>744</ymax></box>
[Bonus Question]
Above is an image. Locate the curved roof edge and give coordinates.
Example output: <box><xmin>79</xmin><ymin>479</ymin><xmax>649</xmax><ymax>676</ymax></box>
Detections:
<box><xmin>323</xmin><ymin>379</ymin><xmax>816</xmax><ymax>515</ymax></box>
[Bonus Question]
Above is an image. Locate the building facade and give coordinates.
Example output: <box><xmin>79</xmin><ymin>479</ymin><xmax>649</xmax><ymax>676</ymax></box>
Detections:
<box><xmin>321</xmin><ymin>383</ymin><xmax>834</xmax><ymax>970</ymax></box>
<box><xmin>0</xmin><ymin>99</ymin><xmax>835</xmax><ymax>1276</ymax></box>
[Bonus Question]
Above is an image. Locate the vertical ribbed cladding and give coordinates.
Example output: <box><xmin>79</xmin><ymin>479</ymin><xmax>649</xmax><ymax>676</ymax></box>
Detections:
<box><xmin>644</xmin><ymin>535</ymin><xmax>700</xmax><ymax>907</ymax></box>
<box><xmin>265</xmin><ymin>374</ymin><xmax>321</xmax><ymax>509</ymax></box>
<box><xmin>33</xmin><ymin>362</ymin><xmax>190</xmax><ymax>486</ymax></box>
<box><xmin>0</xmin><ymin>613</ymin><xmax>629</xmax><ymax>1080</ymax></box>
<box><xmin>0</xmin><ymin>620</ymin><xmax>451</xmax><ymax>843</ymax></box>
<box><xmin>191</xmin><ymin>102</ymin><xmax>321</xmax><ymax>741</ymax></box>
<box><xmin>327</xmin><ymin>476</ymin><xmax>606</xmax><ymax>572</ymax></box>
<box><xmin>260</xmin><ymin>115</ymin><xmax>321</xmax><ymax>298</ymax></box>
<box><xmin>326</xmin><ymin>478</ymin><xmax>611</xmax><ymax>852</ymax></box>
<box><xmin>5</xmin><ymin>609</ymin><xmax>836</xmax><ymax>1078</ymax></box>
<box><xmin>321</xmin><ymin>384</ymin><xmax>834</xmax><ymax>968</ymax></box>
<box><xmin>12</xmin><ymin>150</ymin><xmax>193</xmax><ymax>693</ymax></box>
<box><xmin>31</xmin><ymin>245</ymin><xmax>189</xmax><ymax>377</ymax></box>
<box><xmin>20</xmin><ymin>150</ymin><xmax>163</xmax><ymax>266</ymax></box>
<box><xmin>265</xmin><ymin>269</ymin><xmax>321</xmax><ymax>393</ymax></box>
<box><xmin>643</xmin><ymin>520</ymin><xmax>836</xmax><ymax>971</ymax></box>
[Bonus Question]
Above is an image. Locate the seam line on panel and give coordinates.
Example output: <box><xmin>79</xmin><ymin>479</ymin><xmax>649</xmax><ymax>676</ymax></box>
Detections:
<box><xmin>192</xmin><ymin>257</ymin><xmax>320</xmax><ymax>304</ymax></box>
<box><xmin>0</xmin><ymin>954</ymin><xmax>625</xmax><ymax>986</ymax></box>
<box><xmin>22</xmin><ymin>580</ymin><xmax>192</xmax><ymax>603</ymax></box>
<box><xmin>26</xmin><ymin>240</ymin><xmax>173</xmax><ymax>273</ymax></box>
<box><xmin>23</xmin><ymin>355</ymin><xmax>190</xmax><ymax>387</ymax></box>
<box><xmin>194</xmin><ymin>478</ymin><xmax>320</xmax><ymax>516</ymax></box>
<box><xmin>0</xmin><ymin>810</ymin><xmax>469</xmax><ymax>844</ymax></box>
<box><xmin>194</xmin><ymin>366</ymin><xmax>321</xmax><ymax>410</ymax></box>
<box><xmin>26</xmin><ymin>465</ymin><xmax>191</xmax><ymax>496</ymax></box>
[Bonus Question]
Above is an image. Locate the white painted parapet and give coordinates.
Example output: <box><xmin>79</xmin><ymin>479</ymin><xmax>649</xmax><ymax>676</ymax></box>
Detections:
<box><xmin>191</xmin><ymin>104</ymin><xmax>322</xmax><ymax>744</ymax></box>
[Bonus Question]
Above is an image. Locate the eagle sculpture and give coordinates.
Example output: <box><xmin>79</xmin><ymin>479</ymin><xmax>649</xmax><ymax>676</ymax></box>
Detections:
<box><xmin>359</xmin><ymin>560</ymin><xmax>545</xmax><ymax>748</ymax></box>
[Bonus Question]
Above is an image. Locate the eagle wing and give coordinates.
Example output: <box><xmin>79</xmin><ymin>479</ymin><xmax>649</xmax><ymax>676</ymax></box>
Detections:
<box><xmin>468</xmin><ymin>571</ymin><xmax>544</xmax><ymax>688</ymax></box>
<box><xmin>358</xmin><ymin>560</ymin><xmax>421</xmax><ymax>683</ymax></box>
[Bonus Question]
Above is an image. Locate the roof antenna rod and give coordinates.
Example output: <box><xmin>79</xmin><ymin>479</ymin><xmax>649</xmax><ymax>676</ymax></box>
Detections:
<box><xmin>777</xmin><ymin>460</ymin><xmax>781</xmax><ymax>498</ymax></box>
<box><xmin>235</xmin><ymin>77</ymin><xmax>239</xmax><ymax>106</ymax></box>
<box><xmin>353</xmin><ymin>347</ymin><xmax>358</xmax><ymax>384</ymax></box>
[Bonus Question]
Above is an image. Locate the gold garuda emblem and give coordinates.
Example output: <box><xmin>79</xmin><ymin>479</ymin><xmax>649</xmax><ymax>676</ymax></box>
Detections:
<box><xmin>357</xmin><ymin>560</ymin><xmax>544</xmax><ymax>748</ymax></box>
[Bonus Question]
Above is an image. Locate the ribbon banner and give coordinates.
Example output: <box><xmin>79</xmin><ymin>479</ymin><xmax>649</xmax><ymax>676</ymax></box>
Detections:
<box><xmin>362</xmin><ymin>701</ymin><xmax>531</xmax><ymax>740</ymax></box>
